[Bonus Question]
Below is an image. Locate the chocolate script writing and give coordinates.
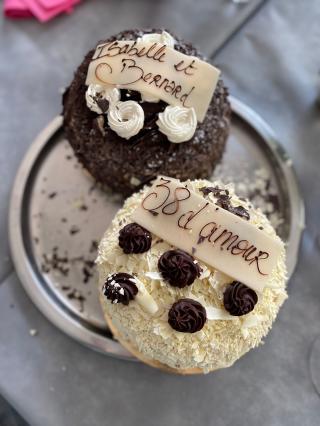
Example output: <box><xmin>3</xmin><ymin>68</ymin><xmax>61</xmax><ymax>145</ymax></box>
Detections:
<box><xmin>142</xmin><ymin>178</ymin><xmax>270</xmax><ymax>276</ymax></box>
<box><xmin>92</xmin><ymin>41</ymin><xmax>197</xmax><ymax>109</ymax></box>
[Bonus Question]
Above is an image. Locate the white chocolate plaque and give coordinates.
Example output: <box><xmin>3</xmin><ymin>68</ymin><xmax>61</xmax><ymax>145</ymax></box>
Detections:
<box><xmin>86</xmin><ymin>40</ymin><xmax>220</xmax><ymax>122</ymax></box>
<box><xmin>132</xmin><ymin>177</ymin><xmax>283</xmax><ymax>293</ymax></box>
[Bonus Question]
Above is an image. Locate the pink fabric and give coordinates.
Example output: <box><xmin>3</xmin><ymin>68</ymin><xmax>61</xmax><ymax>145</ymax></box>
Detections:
<box><xmin>4</xmin><ymin>0</ymin><xmax>80</xmax><ymax>21</ymax></box>
<box><xmin>4</xmin><ymin>0</ymin><xmax>33</xmax><ymax>18</ymax></box>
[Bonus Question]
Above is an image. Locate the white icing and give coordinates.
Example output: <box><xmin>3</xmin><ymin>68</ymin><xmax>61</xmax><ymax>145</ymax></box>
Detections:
<box><xmin>107</xmin><ymin>100</ymin><xmax>144</xmax><ymax>139</ymax></box>
<box><xmin>156</xmin><ymin>106</ymin><xmax>197</xmax><ymax>143</ymax></box>
<box><xmin>85</xmin><ymin>84</ymin><xmax>120</xmax><ymax>114</ymax></box>
<box><xmin>138</xmin><ymin>30</ymin><xmax>175</xmax><ymax>48</ymax></box>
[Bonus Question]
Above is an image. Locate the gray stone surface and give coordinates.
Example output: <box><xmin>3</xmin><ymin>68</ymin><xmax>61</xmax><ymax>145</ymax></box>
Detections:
<box><xmin>1</xmin><ymin>0</ymin><xmax>320</xmax><ymax>425</ymax></box>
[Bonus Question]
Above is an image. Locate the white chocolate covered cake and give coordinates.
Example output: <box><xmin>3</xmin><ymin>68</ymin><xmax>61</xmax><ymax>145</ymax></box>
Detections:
<box><xmin>97</xmin><ymin>177</ymin><xmax>287</xmax><ymax>374</ymax></box>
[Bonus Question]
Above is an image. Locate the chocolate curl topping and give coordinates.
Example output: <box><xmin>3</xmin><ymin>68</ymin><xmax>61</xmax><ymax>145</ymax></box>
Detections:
<box><xmin>223</xmin><ymin>281</ymin><xmax>258</xmax><ymax>316</ymax></box>
<box><xmin>158</xmin><ymin>249</ymin><xmax>201</xmax><ymax>288</ymax></box>
<box><xmin>119</xmin><ymin>223</ymin><xmax>152</xmax><ymax>254</ymax></box>
<box><xmin>103</xmin><ymin>272</ymin><xmax>138</xmax><ymax>305</ymax></box>
<box><xmin>168</xmin><ymin>298</ymin><xmax>207</xmax><ymax>333</ymax></box>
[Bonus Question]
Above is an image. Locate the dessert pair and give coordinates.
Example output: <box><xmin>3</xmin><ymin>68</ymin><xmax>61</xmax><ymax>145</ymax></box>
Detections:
<box><xmin>63</xmin><ymin>29</ymin><xmax>287</xmax><ymax>374</ymax></box>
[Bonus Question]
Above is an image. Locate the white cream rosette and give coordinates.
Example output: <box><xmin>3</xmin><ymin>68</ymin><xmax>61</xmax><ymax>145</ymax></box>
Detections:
<box><xmin>139</xmin><ymin>30</ymin><xmax>175</xmax><ymax>48</ymax></box>
<box><xmin>156</xmin><ymin>105</ymin><xmax>197</xmax><ymax>143</ymax></box>
<box><xmin>107</xmin><ymin>100</ymin><xmax>144</xmax><ymax>140</ymax></box>
<box><xmin>85</xmin><ymin>84</ymin><xmax>120</xmax><ymax>114</ymax></box>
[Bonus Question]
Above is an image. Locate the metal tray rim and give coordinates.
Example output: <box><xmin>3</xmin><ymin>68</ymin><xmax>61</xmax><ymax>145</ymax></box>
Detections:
<box><xmin>8</xmin><ymin>97</ymin><xmax>305</xmax><ymax>359</ymax></box>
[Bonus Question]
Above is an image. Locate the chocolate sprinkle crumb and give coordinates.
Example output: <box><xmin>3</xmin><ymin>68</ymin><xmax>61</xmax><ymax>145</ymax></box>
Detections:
<box><xmin>70</xmin><ymin>225</ymin><xmax>80</xmax><ymax>235</ymax></box>
<box><xmin>96</xmin><ymin>98</ymin><xmax>109</xmax><ymax>113</ymax></box>
<box><xmin>62</xmin><ymin>285</ymin><xmax>71</xmax><ymax>291</ymax></box>
<box><xmin>67</xmin><ymin>289</ymin><xmax>86</xmax><ymax>312</ymax></box>
<box><xmin>41</xmin><ymin>250</ymin><xmax>69</xmax><ymax>276</ymax></box>
<box><xmin>89</xmin><ymin>240</ymin><xmax>98</xmax><ymax>253</ymax></box>
<box><xmin>48</xmin><ymin>192</ymin><xmax>57</xmax><ymax>199</ymax></box>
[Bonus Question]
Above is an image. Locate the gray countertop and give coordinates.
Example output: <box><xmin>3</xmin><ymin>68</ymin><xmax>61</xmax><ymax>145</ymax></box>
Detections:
<box><xmin>1</xmin><ymin>1</ymin><xmax>320</xmax><ymax>425</ymax></box>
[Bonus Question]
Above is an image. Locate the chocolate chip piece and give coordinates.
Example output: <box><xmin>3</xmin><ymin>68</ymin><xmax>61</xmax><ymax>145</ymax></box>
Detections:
<box><xmin>168</xmin><ymin>298</ymin><xmax>206</xmax><ymax>333</ymax></box>
<box><xmin>103</xmin><ymin>273</ymin><xmax>138</xmax><ymax>305</ymax></box>
<box><xmin>96</xmin><ymin>98</ymin><xmax>109</xmax><ymax>113</ymax></box>
<box><xmin>158</xmin><ymin>249</ymin><xmax>201</xmax><ymax>288</ymax></box>
<box><xmin>119</xmin><ymin>223</ymin><xmax>152</xmax><ymax>254</ymax></box>
<box><xmin>223</xmin><ymin>281</ymin><xmax>258</xmax><ymax>316</ymax></box>
<box><xmin>199</xmin><ymin>186</ymin><xmax>229</xmax><ymax>197</ymax></box>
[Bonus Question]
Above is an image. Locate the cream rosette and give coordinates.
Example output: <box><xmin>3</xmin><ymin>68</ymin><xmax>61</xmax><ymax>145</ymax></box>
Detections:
<box><xmin>138</xmin><ymin>30</ymin><xmax>175</xmax><ymax>48</ymax></box>
<box><xmin>85</xmin><ymin>84</ymin><xmax>120</xmax><ymax>114</ymax></box>
<box><xmin>156</xmin><ymin>105</ymin><xmax>197</xmax><ymax>143</ymax></box>
<box><xmin>107</xmin><ymin>100</ymin><xmax>144</xmax><ymax>139</ymax></box>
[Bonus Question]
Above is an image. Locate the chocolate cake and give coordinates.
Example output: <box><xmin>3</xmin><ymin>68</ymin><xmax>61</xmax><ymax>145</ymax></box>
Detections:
<box><xmin>63</xmin><ymin>29</ymin><xmax>231</xmax><ymax>196</ymax></box>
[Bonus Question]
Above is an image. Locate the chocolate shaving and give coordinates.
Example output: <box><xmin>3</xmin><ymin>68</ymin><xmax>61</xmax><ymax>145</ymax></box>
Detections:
<box><xmin>67</xmin><ymin>289</ymin><xmax>85</xmax><ymax>312</ymax></box>
<box><xmin>96</xmin><ymin>98</ymin><xmax>109</xmax><ymax>113</ymax></box>
<box><xmin>200</xmin><ymin>186</ymin><xmax>250</xmax><ymax>221</ymax></box>
<box><xmin>70</xmin><ymin>225</ymin><xmax>80</xmax><ymax>235</ymax></box>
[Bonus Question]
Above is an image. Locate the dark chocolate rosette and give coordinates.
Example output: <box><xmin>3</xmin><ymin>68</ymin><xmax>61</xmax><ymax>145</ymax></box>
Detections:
<box><xmin>103</xmin><ymin>272</ymin><xmax>138</xmax><ymax>305</ymax></box>
<box><xmin>223</xmin><ymin>281</ymin><xmax>258</xmax><ymax>316</ymax></box>
<box><xmin>158</xmin><ymin>249</ymin><xmax>201</xmax><ymax>288</ymax></box>
<box><xmin>168</xmin><ymin>298</ymin><xmax>207</xmax><ymax>333</ymax></box>
<box><xmin>119</xmin><ymin>223</ymin><xmax>152</xmax><ymax>254</ymax></box>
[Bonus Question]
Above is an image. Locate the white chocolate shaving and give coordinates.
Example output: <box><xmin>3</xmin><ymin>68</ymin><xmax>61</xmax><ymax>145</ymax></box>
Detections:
<box><xmin>134</xmin><ymin>277</ymin><xmax>159</xmax><ymax>315</ymax></box>
<box><xmin>192</xmin><ymin>296</ymin><xmax>236</xmax><ymax>321</ymax></box>
<box><xmin>145</xmin><ymin>271</ymin><xmax>163</xmax><ymax>280</ymax></box>
<box><xmin>156</xmin><ymin>106</ymin><xmax>197</xmax><ymax>143</ymax></box>
<box><xmin>107</xmin><ymin>100</ymin><xmax>144</xmax><ymax>139</ymax></box>
<box><xmin>85</xmin><ymin>84</ymin><xmax>120</xmax><ymax>114</ymax></box>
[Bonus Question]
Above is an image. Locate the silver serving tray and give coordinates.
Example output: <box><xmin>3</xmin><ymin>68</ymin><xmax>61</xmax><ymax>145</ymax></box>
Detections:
<box><xmin>9</xmin><ymin>97</ymin><xmax>305</xmax><ymax>360</ymax></box>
